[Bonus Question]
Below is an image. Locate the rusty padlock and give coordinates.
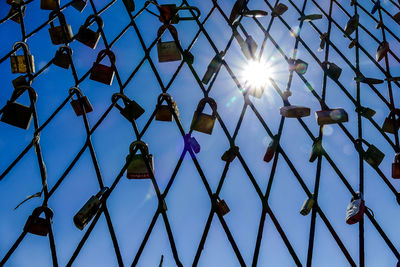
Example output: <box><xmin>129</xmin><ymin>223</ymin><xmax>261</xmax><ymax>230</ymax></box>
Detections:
<box><xmin>222</xmin><ymin>145</ymin><xmax>239</xmax><ymax>162</ymax></box>
<box><xmin>40</xmin><ymin>0</ymin><xmax>59</xmax><ymax>10</ymax></box>
<box><xmin>74</xmin><ymin>187</ymin><xmax>108</xmax><ymax>230</ymax></box>
<box><xmin>53</xmin><ymin>46</ymin><xmax>72</xmax><ymax>69</ymax></box>
<box><xmin>157</xmin><ymin>25</ymin><xmax>182</xmax><ymax>62</ymax></box>
<box><xmin>1</xmin><ymin>85</ymin><xmax>37</xmax><ymax>130</ymax></box>
<box><xmin>315</xmin><ymin>108</ymin><xmax>348</xmax><ymax>125</ymax></box>
<box><xmin>280</xmin><ymin>105</ymin><xmax>310</xmax><ymax>118</ymax></box>
<box><xmin>322</xmin><ymin>61</ymin><xmax>342</xmax><ymax>80</ymax></box>
<box><xmin>376</xmin><ymin>41</ymin><xmax>389</xmax><ymax>62</ymax></box>
<box><xmin>392</xmin><ymin>153</ymin><xmax>400</xmax><ymax>179</ymax></box>
<box><xmin>191</xmin><ymin>97</ymin><xmax>217</xmax><ymax>135</ymax></box>
<box><xmin>10</xmin><ymin>41</ymin><xmax>35</xmax><ymax>74</ymax></box>
<box><xmin>76</xmin><ymin>15</ymin><xmax>103</xmax><ymax>49</ymax></box>
<box><xmin>382</xmin><ymin>109</ymin><xmax>400</xmax><ymax>134</ymax></box>
<box><xmin>354</xmin><ymin>139</ymin><xmax>385</xmax><ymax>168</ymax></box>
<box><xmin>69</xmin><ymin>87</ymin><xmax>93</xmax><ymax>116</ymax></box>
<box><xmin>126</xmin><ymin>141</ymin><xmax>154</xmax><ymax>179</ymax></box>
<box><xmin>215</xmin><ymin>196</ymin><xmax>230</xmax><ymax>216</ymax></box>
<box><xmin>264</xmin><ymin>135</ymin><xmax>278</xmax><ymax>162</ymax></box>
<box><xmin>48</xmin><ymin>12</ymin><xmax>73</xmax><ymax>45</ymax></box>
<box><xmin>23</xmin><ymin>206</ymin><xmax>54</xmax><ymax>236</ymax></box>
<box><xmin>90</xmin><ymin>49</ymin><xmax>116</xmax><ymax>85</ymax></box>
<box><xmin>155</xmin><ymin>93</ymin><xmax>179</xmax><ymax>122</ymax></box>
<box><xmin>112</xmin><ymin>93</ymin><xmax>145</xmax><ymax>122</ymax></box>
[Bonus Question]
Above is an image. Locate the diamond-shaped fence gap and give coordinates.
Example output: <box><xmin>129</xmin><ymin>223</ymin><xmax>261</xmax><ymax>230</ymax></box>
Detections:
<box><xmin>73</xmin><ymin>214</ymin><xmax>119</xmax><ymax>266</ymax></box>
<box><xmin>201</xmin><ymin>11</ymin><xmax>234</xmax><ymax>52</ymax></box>
<box><xmin>164</xmin><ymin>161</ymin><xmax>212</xmax><ymax>266</ymax></box>
<box><xmin>364</xmin><ymin>216</ymin><xmax>399</xmax><ymax>266</ymax></box>
<box><xmin>311</xmin><ymin>216</ymin><xmax>353</xmax><ymax>267</ymax></box>
<box><xmin>136</xmin><ymin>215</ymin><xmax>177</xmax><ymax>267</ymax></box>
<box><xmin>256</xmin><ymin>208</ymin><xmax>302</xmax><ymax>266</ymax></box>
<box><xmin>197</xmin><ymin>217</ymin><xmax>242</xmax><ymax>267</ymax></box>
<box><xmin>220</xmin><ymin>161</ymin><xmax>263</xmax><ymax>264</ymax></box>
<box><xmin>7</xmin><ymin>232</ymin><xmax>53</xmax><ymax>266</ymax></box>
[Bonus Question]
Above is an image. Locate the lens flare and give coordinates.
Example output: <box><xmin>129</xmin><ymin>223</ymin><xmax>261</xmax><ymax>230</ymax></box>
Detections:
<box><xmin>242</xmin><ymin>60</ymin><xmax>270</xmax><ymax>89</ymax></box>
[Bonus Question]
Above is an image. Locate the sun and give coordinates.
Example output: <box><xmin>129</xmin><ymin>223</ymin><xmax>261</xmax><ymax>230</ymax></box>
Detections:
<box><xmin>241</xmin><ymin>60</ymin><xmax>271</xmax><ymax>90</ymax></box>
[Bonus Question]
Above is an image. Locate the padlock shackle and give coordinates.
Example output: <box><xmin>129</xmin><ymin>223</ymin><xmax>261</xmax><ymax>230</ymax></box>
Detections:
<box><xmin>157</xmin><ymin>24</ymin><xmax>179</xmax><ymax>40</ymax></box>
<box><xmin>12</xmin><ymin>41</ymin><xmax>30</xmax><ymax>55</ymax></box>
<box><xmin>11</xmin><ymin>85</ymin><xmax>37</xmax><ymax>103</ymax></box>
<box><xmin>49</xmin><ymin>10</ymin><xmax>67</xmax><ymax>25</ymax></box>
<box><xmin>111</xmin><ymin>93</ymin><xmax>132</xmax><ymax>106</ymax></box>
<box><xmin>129</xmin><ymin>140</ymin><xmax>149</xmax><ymax>155</ymax></box>
<box><xmin>96</xmin><ymin>49</ymin><xmax>116</xmax><ymax>65</ymax></box>
<box><xmin>196</xmin><ymin>97</ymin><xmax>217</xmax><ymax>115</ymax></box>
<box><xmin>69</xmin><ymin>86</ymin><xmax>84</xmax><ymax>98</ymax></box>
<box><xmin>175</xmin><ymin>6</ymin><xmax>200</xmax><ymax>21</ymax></box>
<box><xmin>84</xmin><ymin>14</ymin><xmax>104</xmax><ymax>31</ymax></box>
<box><xmin>157</xmin><ymin>93</ymin><xmax>173</xmax><ymax>105</ymax></box>
<box><xmin>31</xmin><ymin>206</ymin><xmax>54</xmax><ymax>220</ymax></box>
<box><xmin>354</xmin><ymin>138</ymin><xmax>371</xmax><ymax>153</ymax></box>
<box><xmin>57</xmin><ymin>45</ymin><xmax>72</xmax><ymax>55</ymax></box>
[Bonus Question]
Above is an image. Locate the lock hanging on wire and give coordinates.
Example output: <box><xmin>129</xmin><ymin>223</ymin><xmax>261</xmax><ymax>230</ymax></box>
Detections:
<box><xmin>70</xmin><ymin>87</ymin><xmax>93</xmax><ymax>116</ymax></box>
<box><xmin>71</xmin><ymin>0</ymin><xmax>87</xmax><ymax>12</ymax></box>
<box><xmin>155</xmin><ymin>93</ymin><xmax>179</xmax><ymax>122</ymax></box>
<box><xmin>41</xmin><ymin>0</ymin><xmax>59</xmax><ymax>10</ymax></box>
<box><xmin>76</xmin><ymin>15</ymin><xmax>104</xmax><ymax>49</ymax></box>
<box><xmin>300</xmin><ymin>196</ymin><xmax>314</xmax><ymax>216</ymax></box>
<box><xmin>322</xmin><ymin>61</ymin><xmax>342</xmax><ymax>80</ymax></box>
<box><xmin>74</xmin><ymin>187</ymin><xmax>108</xmax><ymax>230</ymax></box>
<box><xmin>202</xmin><ymin>51</ymin><xmax>225</xmax><ymax>85</ymax></box>
<box><xmin>288</xmin><ymin>58</ymin><xmax>308</xmax><ymax>75</ymax></box>
<box><xmin>112</xmin><ymin>93</ymin><xmax>145</xmax><ymax>122</ymax></box>
<box><xmin>354</xmin><ymin>138</ymin><xmax>385</xmax><ymax>168</ymax></box>
<box><xmin>157</xmin><ymin>25</ymin><xmax>182</xmax><ymax>62</ymax></box>
<box><xmin>157</xmin><ymin>4</ymin><xmax>200</xmax><ymax>24</ymax></box>
<box><xmin>48</xmin><ymin>11</ymin><xmax>73</xmax><ymax>45</ymax></box>
<box><xmin>53</xmin><ymin>46</ymin><xmax>72</xmax><ymax>69</ymax></box>
<box><xmin>344</xmin><ymin>14</ymin><xmax>359</xmax><ymax>37</ymax></box>
<box><xmin>315</xmin><ymin>108</ymin><xmax>348</xmax><ymax>126</ymax></box>
<box><xmin>264</xmin><ymin>135</ymin><xmax>278</xmax><ymax>162</ymax></box>
<box><xmin>392</xmin><ymin>153</ymin><xmax>400</xmax><ymax>179</ymax></box>
<box><xmin>10</xmin><ymin>41</ymin><xmax>35</xmax><ymax>74</ymax></box>
<box><xmin>90</xmin><ymin>49</ymin><xmax>116</xmax><ymax>85</ymax></box>
<box><xmin>376</xmin><ymin>41</ymin><xmax>389</xmax><ymax>62</ymax></box>
<box><xmin>23</xmin><ymin>206</ymin><xmax>54</xmax><ymax>236</ymax></box>
<box><xmin>222</xmin><ymin>145</ymin><xmax>239</xmax><ymax>162</ymax></box>
<box><xmin>382</xmin><ymin>109</ymin><xmax>400</xmax><ymax>134</ymax></box>
<box><xmin>1</xmin><ymin>85</ymin><xmax>37</xmax><ymax>130</ymax></box>
<box><xmin>191</xmin><ymin>97</ymin><xmax>218</xmax><ymax>135</ymax></box>
<box><xmin>126</xmin><ymin>140</ymin><xmax>154</xmax><ymax>179</ymax></box>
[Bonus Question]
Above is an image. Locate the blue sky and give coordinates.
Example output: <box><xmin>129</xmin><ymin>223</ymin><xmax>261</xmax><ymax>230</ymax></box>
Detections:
<box><xmin>1</xmin><ymin>0</ymin><xmax>400</xmax><ymax>266</ymax></box>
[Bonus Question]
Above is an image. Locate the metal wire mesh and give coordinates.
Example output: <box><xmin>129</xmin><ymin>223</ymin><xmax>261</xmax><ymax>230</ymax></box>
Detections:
<box><xmin>0</xmin><ymin>0</ymin><xmax>400</xmax><ymax>266</ymax></box>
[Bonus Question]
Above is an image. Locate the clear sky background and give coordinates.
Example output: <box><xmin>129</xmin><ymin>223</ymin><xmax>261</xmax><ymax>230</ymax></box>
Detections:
<box><xmin>0</xmin><ymin>0</ymin><xmax>400</xmax><ymax>266</ymax></box>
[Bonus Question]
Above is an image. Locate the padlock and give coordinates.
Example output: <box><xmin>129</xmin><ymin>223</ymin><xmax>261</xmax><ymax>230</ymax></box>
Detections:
<box><xmin>354</xmin><ymin>139</ymin><xmax>385</xmax><ymax>168</ymax></box>
<box><xmin>353</xmin><ymin>76</ymin><xmax>384</xmax><ymax>85</ymax></box>
<box><xmin>191</xmin><ymin>97</ymin><xmax>217</xmax><ymax>135</ymax></box>
<box><xmin>300</xmin><ymin>197</ymin><xmax>314</xmax><ymax>216</ymax></box>
<box><xmin>229</xmin><ymin>0</ymin><xmax>245</xmax><ymax>24</ymax></box>
<box><xmin>48</xmin><ymin>12</ymin><xmax>73</xmax><ymax>45</ymax></box>
<box><xmin>288</xmin><ymin>58</ymin><xmax>308</xmax><ymax>75</ymax></box>
<box><xmin>243</xmin><ymin>35</ymin><xmax>258</xmax><ymax>60</ymax></box>
<box><xmin>309</xmin><ymin>138</ymin><xmax>323</xmax><ymax>162</ymax></box>
<box><xmin>298</xmin><ymin>14</ymin><xmax>322</xmax><ymax>21</ymax></box>
<box><xmin>184</xmin><ymin>134</ymin><xmax>200</xmax><ymax>154</ymax></box>
<box><xmin>221</xmin><ymin>146</ymin><xmax>239</xmax><ymax>162</ymax></box>
<box><xmin>355</xmin><ymin>106</ymin><xmax>376</xmax><ymax>119</ymax></box>
<box><xmin>315</xmin><ymin>108</ymin><xmax>348</xmax><ymax>125</ymax></box>
<box><xmin>112</xmin><ymin>93</ymin><xmax>145</xmax><ymax>122</ymax></box>
<box><xmin>155</xmin><ymin>93</ymin><xmax>179</xmax><ymax>122</ymax></box>
<box><xmin>74</xmin><ymin>187</ymin><xmax>108</xmax><ymax>230</ymax></box>
<box><xmin>10</xmin><ymin>41</ymin><xmax>35</xmax><ymax>74</ymax></box>
<box><xmin>7</xmin><ymin>4</ymin><xmax>25</xmax><ymax>24</ymax></box>
<box><xmin>247</xmin><ymin>86</ymin><xmax>264</xmax><ymax>99</ymax></box>
<box><xmin>12</xmin><ymin>75</ymin><xmax>29</xmax><ymax>89</ymax></box>
<box><xmin>271</xmin><ymin>3</ymin><xmax>288</xmax><ymax>17</ymax></box>
<box><xmin>23</xmin><ymin>206</ymin><xmax>53</xmax><ymax>236</ymax></box>
<box><xmin>348</xmin><ymin>39</ymin><xmax>357</xmax><ymax>49</ymax></box>
<box><xmin>53</xmin><ymin>46</ymin><xmax>72</xmax><ymax>69</ymax></box>
<box><xmin>76</xmin><ymin>15</ymin><xmax>103</xmax><ymax>49</ymax></box>
<box><xmin>382</xmin><ymin>109</ymin><xmax>400</xmax><ymax>134</ymax></box>
<box><xmin>158</xmin><ymin>4</ymin><xmax>200</xmax><ymax>24</ymax></box>
<box><xmin>376</xmin><ymin>41</ymin><xmax>389</xmax><ymax>62</ymax></box>
<box><xmin>1</xmin><ymin>86</ymin><xmax>37</xmax><ymax>129</ymax></box>
<box><xmin>216</xmin><ymin>198</ymin><xmax>230</xmax><ymax>216</ymax></box>
<box><xmin>157</xmin><ymin>25</ymin><xmax>182</xmax><ymax>62</ymax></box>
<box><xmin>70</xmin><ymin>87</ymin><xmax>93</xmax><ymax>116</ymax></box>
<box><xmin>71</xmin><ymin>0</ymin><xmax>87</xmax><ymax>12</ymax></box>
<box><xmin>394</xmin><ymin>12</ymin><xmax>400</xmax><ymax>24</ymax></box>
<box><xmin>241</xmin><ymin>10</ymin><xmax>268</xmax><ymax>18</ymax></box>
<box><xmin>319</xmin><ymin>32</ymin><xmax>327</xmax><ymax>51</ymax></box>
<box><xmin>40</xmin><ymin>0</ymin><xmax>59</xmax><ymax>10</ymax></box>
<box><xmin>264</xmin><ymin>135</ymin><xmax>278</xmax><ymax>162</ymax></box>
<box><xmin>202</xmin><ymin>51</ymin><xmax>225</xmax><ymax>85</ymax></box>
<box><xmin>343</xmin><ymin>14</ymin><xmax>359</xmax><ymax>37</ymax></box>
<box><xmin>90</xmin><ymin>49</ymin><xmax>116</xmax><ymax>85</ymax></box>
<box><xmin>280</xmin><ymin>105</ymin><xmax>310</xmax><ymax>118</ymax></box>
<box><xmin>392</xmin><ymin>154</ymin><xmax>400</xmax><ymax>179</ymax></box>
<box><xmin>126</xmin><ymin>141</ymin><xmax>154</xmax><ymax>179</ymax></box>
<box><xmin>322</xmin><ymin>61</ymin><xmax>342</xmax><ymax>80</ymax></box>
<box><xmin>346</xmin><ymin>192</ymin><xmax>365</xmax><ymax>224</ymax></box>
<box><xmin>122</xmin><ymin>0</ymin><xmax>135</xmax><ymax>12</ymax></box>
<box><xmin>183</xmin><ymin>50</ymin><xmax>194</xmax><ymax>65</ymax></box>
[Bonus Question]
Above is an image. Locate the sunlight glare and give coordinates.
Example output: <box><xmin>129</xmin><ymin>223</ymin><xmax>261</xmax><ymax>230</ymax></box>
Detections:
<box><xmin>242</xmin><ymin>60</ymin><xmax>271</xmax><ymax>89</ymax></box>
